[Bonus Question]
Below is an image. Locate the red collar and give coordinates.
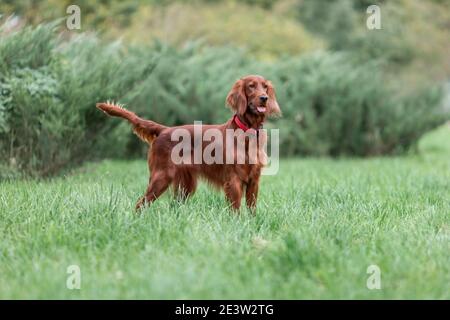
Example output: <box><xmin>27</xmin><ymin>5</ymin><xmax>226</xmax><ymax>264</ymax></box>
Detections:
<box><xmin>233</xmin><ymin>114</ymin><xmax>264</xmax><ymax>133</ymax></box>
<box><xmin>233</xmin><ymin>114</ymin><xmax>251</xmax><ymax>132</ymax></box>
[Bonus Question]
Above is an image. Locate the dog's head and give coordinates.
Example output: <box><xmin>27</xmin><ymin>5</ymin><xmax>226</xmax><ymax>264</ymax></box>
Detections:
<box><xmin>226</xmin><ymin>75</ymin><xmax>281</xmax><ymax>117</ymax></box>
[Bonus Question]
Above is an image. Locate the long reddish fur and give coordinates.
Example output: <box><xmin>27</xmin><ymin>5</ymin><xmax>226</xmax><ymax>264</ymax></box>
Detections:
<box><xmin>96</xmin><ymin>75</ymin><xmax>280</xmax><ymax>212</ymax></box>
<box><xmin>96</xmin><ymin>102</ymin><xmax>166</xmax><ymax>143</ymax></box>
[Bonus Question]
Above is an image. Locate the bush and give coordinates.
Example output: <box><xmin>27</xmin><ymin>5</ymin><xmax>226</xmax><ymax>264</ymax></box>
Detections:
<box><xmin>0</xmin><ymin>22</ymin><xmax>448</xmax><ymax>177</ymax></box>
<box><xmin>0</xmin><ymin>21</ymin><xmax>157</xmax><ymax>176</ymax></box>
<box><xmin>124</xmin><ymin>49</ymin><xmax>448</xmax><ymax>157</ymax></box>
<box><xmin>269</xmin><ymin>53</ymin><xmax>447</xmax><ymax>156</ymax></box>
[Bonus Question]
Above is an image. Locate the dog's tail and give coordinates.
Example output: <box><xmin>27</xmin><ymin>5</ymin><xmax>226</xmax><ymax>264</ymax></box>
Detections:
<box><xmin>96</xmin><ymin>102</ymin><xmax>167</xmax><ymax>144</ymax></box>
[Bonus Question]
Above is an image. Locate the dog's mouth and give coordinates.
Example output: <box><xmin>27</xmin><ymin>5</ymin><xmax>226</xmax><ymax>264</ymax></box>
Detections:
<box><xmin>249</xmin><ymin>103</ymin><xmax>267</xmax><ymax>114</ymax></box>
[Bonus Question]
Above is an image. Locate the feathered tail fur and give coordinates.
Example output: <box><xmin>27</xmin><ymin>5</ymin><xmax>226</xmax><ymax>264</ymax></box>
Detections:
<box><xmin>96</xmin><ymin>101</ymin><xmax>166</xmax><ymax>144</ymax></box>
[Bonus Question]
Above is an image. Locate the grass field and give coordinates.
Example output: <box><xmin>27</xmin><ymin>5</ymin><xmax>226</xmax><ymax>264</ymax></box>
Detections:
<box><xmin>0</xmin><ymin>125</ymin><xmax>449</xmax><ymax>299</ymax></box>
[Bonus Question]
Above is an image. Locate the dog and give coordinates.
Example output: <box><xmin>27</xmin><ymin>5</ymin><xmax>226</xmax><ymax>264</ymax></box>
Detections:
<box><xmin>96</xmin><ymin>75</ymin><xmax>280</xmax><ymax>212</ymax></box>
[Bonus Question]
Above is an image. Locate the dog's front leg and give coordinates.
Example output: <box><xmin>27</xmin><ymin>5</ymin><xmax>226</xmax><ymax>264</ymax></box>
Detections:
<box><xmin>224</xmin><ymin>176</ymin><xmax>243</xmax><ymax>211</ymax></box>
<box><xmin>246</xmin><ymin>178</ymin><xmax>259</xmax><ymax>214</ymax></box>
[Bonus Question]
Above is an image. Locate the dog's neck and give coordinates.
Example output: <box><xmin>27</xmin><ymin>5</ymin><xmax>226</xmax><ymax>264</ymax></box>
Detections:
<box><xmin>232</xmin><ymin>112</ymin><xmax>265</xmax><ymax>131</ymax></box>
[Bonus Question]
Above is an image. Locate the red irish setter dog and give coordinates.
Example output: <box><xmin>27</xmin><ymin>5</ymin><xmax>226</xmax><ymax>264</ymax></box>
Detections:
<box><xmin>96</xmin><ymin>75</ymin><xmax>280</xmax><ymax>212</ymax></box>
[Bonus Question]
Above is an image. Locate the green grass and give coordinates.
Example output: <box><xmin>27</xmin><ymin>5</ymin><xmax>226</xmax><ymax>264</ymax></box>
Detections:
<box><xmin>0</xmin><ymin>125</ymin><xmax>449</xmax><ymax>299</ymax></box>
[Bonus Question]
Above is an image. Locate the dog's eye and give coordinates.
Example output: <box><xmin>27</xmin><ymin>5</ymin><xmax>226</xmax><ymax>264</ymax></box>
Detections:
<box><xmin>248</xmin><ymin>83</ymin><xmax>255</xmax><ymax>89</ymax></box>
<box><xmin>263</xmin><ymin>84</ymin><xmax>268</xmax><ymax>90</ymax></box>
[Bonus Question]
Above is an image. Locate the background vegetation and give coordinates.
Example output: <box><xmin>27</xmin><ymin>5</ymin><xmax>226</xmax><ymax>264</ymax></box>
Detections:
<box><xmin>0</xmin><ymin>0</ymin><xmax>449</xmax><ymax>300</ymax></box>
<box><xmin>1</xmin><ymin>0</ymin><xmax>450</xmax><ymax>177</ymax></box>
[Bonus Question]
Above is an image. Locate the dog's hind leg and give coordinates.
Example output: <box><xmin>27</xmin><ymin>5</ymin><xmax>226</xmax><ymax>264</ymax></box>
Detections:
<box><xmin>173</xmin><ymin>170</ymin><xmax>197</xmax><ymax>202</ymax></box>
<box><xmin>135</xmin><ymin>172</ymin><xmax>172</xmax><ymax>211</ymax></box>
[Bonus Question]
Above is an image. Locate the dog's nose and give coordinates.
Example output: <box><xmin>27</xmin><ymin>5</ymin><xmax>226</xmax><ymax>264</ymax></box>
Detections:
<box><xmin>259</xmin><ymin>96</ymin><xmax>268</xmax><ymax>103</ymax></box>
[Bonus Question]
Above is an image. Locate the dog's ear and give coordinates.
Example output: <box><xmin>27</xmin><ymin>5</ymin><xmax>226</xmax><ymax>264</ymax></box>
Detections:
<box><xmin>226</xmin><ymin>79</ymin><xmax>247</xmax><ymax>115</ymax></box>
<box><xmin>266</xmin><ymin>81</ymin><xmax>281</xmax><ymax>117</ymax></box>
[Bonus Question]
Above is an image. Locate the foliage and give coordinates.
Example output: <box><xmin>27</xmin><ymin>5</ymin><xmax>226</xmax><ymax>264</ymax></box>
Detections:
<box><xmin>0</xmin><ymin>0</ymin><xmax>143</xmax><ymax>28</ymax></box>
<box><xmin>2</xmin><ymin>0</ymin><xmax>449</xmax><ymax>80</ymax></box>
<box><xmin>0</xmin><ymin>1</ymin><xmax>322</xmax><ymax>59</ymax></box>
<box><xmin>107</xmin><ymin>1</ymin><xmax>322</xmax><ymax>60</ymax></box>
<box><xmin>124</xmin><ymin>47</ymin><xmax>448</xmax><ymax>157</ymax></box>
<box><xmin>0</xmin><ymin>21</ymin><xmax>157</xmax><ymax>176</ymax></box>
<box><xmin>297</xmin><ymin>0</ymin><xmax>450</xmax><ymax>85</ymax></box>
<box><xmin>270</xmin><ymin>53</ymin><xmax>447</xmax><ymax>156</ymax></box>
<box><xmin>0</xmin><ymin>21</ymin><xmax>448</xmax><ymax>177</ymax></box>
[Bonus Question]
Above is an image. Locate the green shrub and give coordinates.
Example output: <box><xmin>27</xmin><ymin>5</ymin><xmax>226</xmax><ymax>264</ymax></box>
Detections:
<box><xmin>0</xmin><ymin>22</ymin><xmax>448</xmax><ymax>177</ymax></box>
<box><xmin>122</xmin><ymin>47</ymin><xmax>448</xmax><ymax>157</ymax></box>
<box><xmin>269</xmin><ymin>53</ymin><xmax>447</xmax><ymax>156</ymax></box>
<box><xmin>0</xmin><ymin>22</ymin><xmax>157</xmax><ymax>176</ymax></box>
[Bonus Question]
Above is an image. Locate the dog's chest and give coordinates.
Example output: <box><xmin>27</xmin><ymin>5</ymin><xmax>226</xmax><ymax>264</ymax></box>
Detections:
<box><xmin>236</xmin><ymin>163</ymin><xmax>262</xmax><ymax>183</ymax></box>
